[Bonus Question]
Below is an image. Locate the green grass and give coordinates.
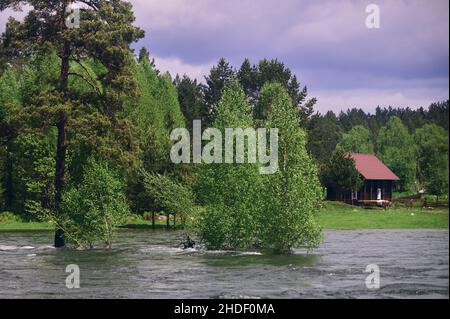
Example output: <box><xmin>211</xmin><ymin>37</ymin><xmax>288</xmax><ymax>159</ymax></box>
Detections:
<box><xmin>0</xmin><ymin>215</ymin><xmax>182</xmax><ymax>232</ymax></box>
<box><xmin>317</xmin><ymin>201</ymin><xmax>449</xmax><ymax>229</ymax></box>
<box><xmin>0</xmin><ymin>221</ymin><xmax>54</xmax><ymax>231</ymax></box>
<box><xmin>0</xmin><ymin>202</ymin><xmax>448</xmax><ymax>231</ymax></box>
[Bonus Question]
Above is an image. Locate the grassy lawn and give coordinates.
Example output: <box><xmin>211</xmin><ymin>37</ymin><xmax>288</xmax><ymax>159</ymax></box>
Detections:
<box><xmin>0</xmin><ymin>221</ymin><xmax>54</xmax><ymax>231</ymax></box>
<box><xmin>0</xmin><ymin>202</ymin><xmax>448</xmax><ymax>231</ymax></box>
<box><xmin>317</xmin><ymin>201</ymin><xmax>449</xmax><ymax>229</ymax></box>
<box><xmin>0</xmin><ymin>216</ymin><xmax>178</xmax><ymax>232</ymax></box>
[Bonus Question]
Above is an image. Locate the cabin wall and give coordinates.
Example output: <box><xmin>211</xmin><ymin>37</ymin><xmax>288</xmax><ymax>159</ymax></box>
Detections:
<box><xmin>358</xmin><ymin>180</ymin><xmax>393</xmax><ymax>201</ymax></box>
<box><xmin>326</xmin><ymin>179</ymin><xmax>394</xmax><ymax>203</ymax></box>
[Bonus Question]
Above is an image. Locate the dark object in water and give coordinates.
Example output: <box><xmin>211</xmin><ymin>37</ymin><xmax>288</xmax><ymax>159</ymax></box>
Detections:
<box><xmin>182</xmin><ymin>236</ymin><xmax>195</xmax><ymax>249</ymax></box>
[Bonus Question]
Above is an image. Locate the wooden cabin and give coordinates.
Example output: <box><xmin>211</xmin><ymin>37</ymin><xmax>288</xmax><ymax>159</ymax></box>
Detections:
<box><xmin>326</xmin><ymin>153</ymin><xmax>400</xmax><ymax>206</ymax></box>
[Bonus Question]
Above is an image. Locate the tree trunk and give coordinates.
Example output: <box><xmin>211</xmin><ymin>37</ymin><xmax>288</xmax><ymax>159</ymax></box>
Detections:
<box><xmin>152</xmin><ymin>212</ymin><xmax>155</xmax><ymax>229</ymax></box>
<box><xmin>4</xmin><ymin>143</ymin><xmax>13</xmax><ymax>209</ymax></box>
<box><xmin>54</xmin><ymin>38</ymin><xmax>71</xmax><ymax>248</ymax></box>
<box><xmin>54</xmin><ymin>113</ymin><xmax>68</xmax><ymax>248</ymax></box>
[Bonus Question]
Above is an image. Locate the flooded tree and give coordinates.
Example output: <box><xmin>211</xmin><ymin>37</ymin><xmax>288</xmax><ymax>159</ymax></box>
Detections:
<box><xmin>196</xmin><ymin>81</ymin><xmax>262</xmax><ymax>249</ymax></box>
<box><xmin>258</xmin><ymin>83</ymin><xmax>322</xmax><ymax>253</ymax></box>
<box><xmin>0</xmin><ymin>0</ymin><xmax>144</xmax><ymax>247</ymax></box>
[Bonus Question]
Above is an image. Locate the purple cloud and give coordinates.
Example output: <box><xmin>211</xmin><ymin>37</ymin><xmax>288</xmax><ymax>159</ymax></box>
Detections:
<box><xmin>1</xmin><ymin>0</ymin><xmax>448</xmax><ymax>113</ymax></box>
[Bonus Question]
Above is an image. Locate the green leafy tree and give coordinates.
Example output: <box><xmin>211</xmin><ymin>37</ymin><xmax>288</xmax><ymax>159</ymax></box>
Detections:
<box><xmin>414</xmin><ymin>124</ymin><xmax>449</xmax><ymax>197</ymax></box>
<box><xmin>12</xmin><ymin>131</ymin><xmax>56</xmax><ymax>218</ymax></box>
<box><xmin>320</xmin><ymin>149</ymin><xmax>363</xmax><ymax>200</ymax></box>
<box><xmin>259</xmin><ymin>83</ymin><xmax>322</xmax><ymax>253</ymax></box>
<box><xmin>377</xmin><ymin>116</ymin><xmax>416</xmax><ymax>191</ymax></box>
<box><xmin>337</xmin><ymin>125</ymin><xmax>374</xmax><ymax>154</ymax></box>
<box><xmin>59</xmin><ymin>157</ymin><xmax>130</xmax><ymax>249</ymax></box>
<box><xmin>196</xmin><ymin>81</ymin><xmax>261</xmax><ymax>249</ymax></box>
<box><xmin>124</xmin><ymin>52</ymin><xmax>188</xmax><ymax>215</ymax></box>
<box><xmin>0</xmin><ymin>64</ymin><xmax>22</xmax><ymax>209</ymax></box>
<box><xmin>141</xmin><ymin>170</ymin><xmax>195</xmax><ymax>225</ymax></box>
<box><xmin>125</xmin><ymin>54</ymin><xmax>185</xmax><ymax>174</ymax></box>
<box><xmin>1</xmin><ymin>0</ymin><xmax>144</xmax><ymax>247</ymax></box>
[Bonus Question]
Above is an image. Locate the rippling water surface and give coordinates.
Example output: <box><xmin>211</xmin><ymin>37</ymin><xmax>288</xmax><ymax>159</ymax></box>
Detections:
<box><xmin>0</xmin><ymin>229</ymin><xmax>448</xmax><ymax>299</ymax></box>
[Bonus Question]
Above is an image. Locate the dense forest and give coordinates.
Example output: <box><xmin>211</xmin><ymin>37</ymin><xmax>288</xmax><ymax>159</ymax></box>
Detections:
<box><xmin>172</xmin><ymin>57</ymin><xmax>449</xmax><ymax>195</ymax></box>
<box><xmin>0</xmin><ymin>1</ymin><xmax>448</xmax><ymax>250</ymax></box>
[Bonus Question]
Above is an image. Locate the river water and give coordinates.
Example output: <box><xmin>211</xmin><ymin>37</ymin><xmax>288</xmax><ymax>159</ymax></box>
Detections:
<box><xmin>0</xmin><ymin>229</ymin><xmax>448</xmax><ymax>299</ymax></box>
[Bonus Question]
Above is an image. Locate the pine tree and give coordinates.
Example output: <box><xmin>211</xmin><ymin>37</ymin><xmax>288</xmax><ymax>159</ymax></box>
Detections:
<box><xmin>203</xmin><ymin>58</ymin><xmax>236</xmax><ymax>124</ymax></box>
<box><xmin>237</xmin><ymin>58</ymin><xmax>258</xmax><ymax>102</ymax></box>
<box><xmin>174</xmin><ymin>74</ymin><xmax>207</xmax><ymax>134</ymax></box>
<box><xmin>306</xmin><ymin>111</ymin><xmax>342</xmax><ymax>163</ymax></box>
<box><xmin>0</xmin><ymin>0</ymin><xmax>144</xmax><ymax>247</ymax></box>
<box><xmin>320</xmin><ymin>149</ymin><xmax>363</xmax><ymax>200</ymax></box>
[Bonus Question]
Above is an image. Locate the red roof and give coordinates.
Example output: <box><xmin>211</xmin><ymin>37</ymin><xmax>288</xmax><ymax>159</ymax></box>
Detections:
<box><xmin>349</xmin><ymin>153</ymin><xmax>400</xmax><ymax>181</ymax></box>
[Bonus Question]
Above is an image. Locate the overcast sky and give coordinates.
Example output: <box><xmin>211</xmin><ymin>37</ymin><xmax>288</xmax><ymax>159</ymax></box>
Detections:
<box><xmin>1</xmin><ymin>0</ymin><xmax>448</xmax><ymax>113</ymax></box>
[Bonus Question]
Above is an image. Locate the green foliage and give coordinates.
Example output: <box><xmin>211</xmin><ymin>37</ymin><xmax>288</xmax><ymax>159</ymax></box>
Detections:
<box><xmin>196</xmin><ymin>81</ymin><xmax>262</xmax><ymax>249</ymax></box>
<box><xmin>0</xmin><ymin>64</ymin><xmax>23</xmax><ymax>209</ymax></box>
<box><xmin>1</xmin><ymin>0</ymin><xmax>144</xmax><ymax>247</ymax></box>
<box><xmin>321</xmin><ymin>149</ymin><xmax>363</xmax><ymax>197</ymax></box>
<box><xmin>174</xmin><ymin>74</ymin><xmax>207</xmax><ymax>133</ymax></box>
<box><xmin>259</xmin><ymin>83</ymin><xmax>322</xmax><ymax>253</ymax></box>
<box><xmin>12</xmin><ymin>130</ymin><xmax>56</xmax><ymax>217</ymax></box>
<box><xmin>0</xmin><ymin>211</ymin><xmax>22</xmax><ymax>223</ymax></box>
<box><xmin>414</xmin><ymin>124</ymin><xmax>449</xmax><ymax>196</ymax></box>
<box><xmin>337</xmin><ymin>125</ymin><xmax>374</xmax><ymax>154</ymax></box>
<box><xmin>59</xmin><ymin>158</ymin><xmax>130</xmax><ymax>249</ymax></box>
<box><xmin>306</xmin><ymin>111</ymin><xmax>342</xmax><ymax>163</ymax></box>
<box><xmin>125</xmin><ymin>56</ymin><xmax>185</xmax><ymax>173</ymax></box>
<box><xmin>203</xmin><ymin>58</ymin><xmax>236</xmax><ymax>122</ymax></box>
<box><xmin>252</xmin><ymin>59</ymin><xmax>315</xmax><ymax>123</ymax></box>
<box><xmin>377</xmin><ymin>116</ymin><xmax>416</xmax><ymax>191</ymax></box>
<box><xmin>141</xmin><ymin>170</ymin><xmax>195</xmax><ymax>220</ymax></box>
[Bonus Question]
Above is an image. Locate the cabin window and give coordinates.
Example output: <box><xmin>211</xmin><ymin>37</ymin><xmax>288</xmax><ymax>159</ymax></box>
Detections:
<box><xmin>352</xmin><ymin>191</ymin><xmax>358</xmax><ymax>200</ymax></box>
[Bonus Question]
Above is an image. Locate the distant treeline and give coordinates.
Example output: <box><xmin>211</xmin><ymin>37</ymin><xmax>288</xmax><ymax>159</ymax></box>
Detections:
<box><xmin>306</xmin><ymin>101</ymin><xmax>449</xmax><ymax>163</ymax></box>
<box><xmin>1</xmin><ymin>50</ymin><xmax>448</xmax><ymax>221</ymax></box>
<box><xmin>172</xmin><ymin>58</ymin><xmax>449</xmax><ymax>194</ymax></box>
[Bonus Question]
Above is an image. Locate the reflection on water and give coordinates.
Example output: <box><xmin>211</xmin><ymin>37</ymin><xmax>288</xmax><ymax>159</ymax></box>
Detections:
<box><xmin>0</xmin><ymin>229</ymin><xmax>448</xmax><ymax>299</ymax></box>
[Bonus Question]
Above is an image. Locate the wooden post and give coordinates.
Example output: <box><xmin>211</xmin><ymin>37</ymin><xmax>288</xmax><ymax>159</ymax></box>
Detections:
<box><xmin>166</xmin><ymin>212</ymin><xmax>170</xmax><ymax>229</ymax></box>
<box><xmin>152</xmin><ymin>212</ymin><xmax>155</xmax><ymax>229</ymax></box>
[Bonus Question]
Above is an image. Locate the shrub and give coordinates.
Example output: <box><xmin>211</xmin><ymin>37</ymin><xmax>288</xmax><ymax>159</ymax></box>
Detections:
<box><xmin>0</xmin><ymin>211</ymin><xmax>22</xmax><ymax>223</ymax></box>
<box><xmin>195</xmin><ymin>81</ymin><xmax>262</xmax><ymax>249</ymax></box>
<box><xmin>58</xmin><ymin>158</ymin><xmax>130</xmax><ymax>248</ymax></box>
<box><xmin>259</xmin><ymin>83</ymin><xmax>322</xmax><ymax>253</ymax></box>
<box><xmin>141</xmin><ymin>170</ymin><xmax>195</xmax><ymax>223</ymax></box>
